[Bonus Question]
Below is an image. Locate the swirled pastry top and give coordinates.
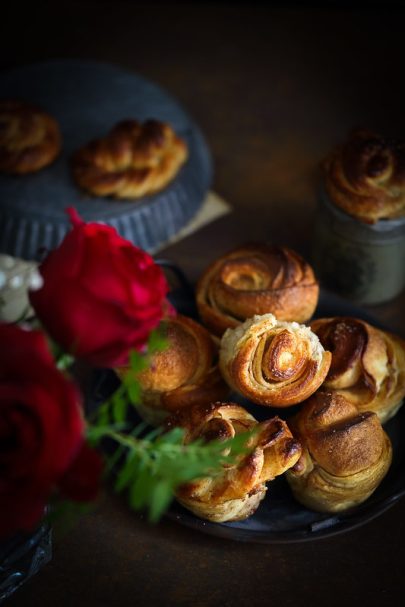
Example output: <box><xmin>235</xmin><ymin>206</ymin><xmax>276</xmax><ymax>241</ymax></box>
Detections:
<box><xmin>323</xmin><ymin>128</ymin><xmax>405</xmax><ymax>223</ymax></box>
<box><xmin>0</xmin><ymin>99</ymin><xmax>61</xmax><ymax>174</ymax></box>
<box><xmin>71</xmin><ymin>118</ymin><xmax>188</xmax><ymax>199</ymax></box>
<box><xmin>311</xmin><ymin>316</ymin><xmax>405</xmax><ymax>423</ymax></box>
<box><xmin>219</xmin><ymin>313</ymin><xmax>331</xmax><ymax>407</ymax></box>
<box><xmin>168</xmin><ymin>402</ymin><xmax>301</xmax><ymax>522</ymax></box>
<box><xmin>196</xmin><ymin>243</ymin><xmax>319</xmax><ymax>337</ymax></box>
<box><xmin>286</xmin><ymin>391</ymin><xmax>392</xmax><ymax>512</ymax></box>
<box><xmin>115</xmin><ymin>314</ymin><xmax>228</xmax><ymax>426</ymax></box>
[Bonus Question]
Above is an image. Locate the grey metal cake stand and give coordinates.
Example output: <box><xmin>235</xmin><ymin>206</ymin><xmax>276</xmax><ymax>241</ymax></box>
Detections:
<box><xmin>0</xmin><ymin>59</ymin><xmax>212</xmax><ymax>260</ymax></box>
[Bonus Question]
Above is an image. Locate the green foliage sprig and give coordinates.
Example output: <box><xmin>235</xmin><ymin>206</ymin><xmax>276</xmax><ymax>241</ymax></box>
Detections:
<box><xmin>88</xmin><ymin>423</ymin><xmax>251</xmax><ymax>522</ymax></box>
<box><xmin>87</xmin><ymin>329</ymin><xmax>252</xmax><ymax>522</ymax></box>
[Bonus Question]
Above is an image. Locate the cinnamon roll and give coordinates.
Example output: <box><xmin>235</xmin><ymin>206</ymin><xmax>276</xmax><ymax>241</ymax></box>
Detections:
<box><xmin>168</xmin><ymin>402</ymin><xmax>302</xmax><ymax>522</ymax></box>
<box><xmin>115</xmin><ymin>314</ymin><xmax>228</xmax><ymax>426</ymax></box>
<box><xmin>0</xmin><ymin>99</ymin><xmax>61</xmax><ymax>174</ymax></box>
<box><xmin>311</xmin><ymin>317</ymin><xmax>405</xmax><ymax>423</ymax></box>
<box><xmin>219</xmin><ymin>313</ymin><xmax>332</xmax><ymax>407</ymax></box>
<box><xmin>196</xmin><ymin>244</ymin><xmax>319</xmax><ymax>338</ymax></box>
<box><xmin>71</xmin><ymin>118</ymin><xmax>188</xmax><ymax>199</ymax></box>
<box><xmin>323</xmin><ymin>128</ymin><xmax>405</xmax><ymax>223</ymax></box>
<box><xmin>286</xmin><ymin>391</ymin><xmax>392</xmax><ymax>512</ymax></box>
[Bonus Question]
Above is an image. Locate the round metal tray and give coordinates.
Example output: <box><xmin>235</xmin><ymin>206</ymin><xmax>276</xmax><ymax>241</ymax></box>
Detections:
<box><xmin>0</xmin><ymin>60</ymin><xmax>212</xmax><ymax>259</ymax></box>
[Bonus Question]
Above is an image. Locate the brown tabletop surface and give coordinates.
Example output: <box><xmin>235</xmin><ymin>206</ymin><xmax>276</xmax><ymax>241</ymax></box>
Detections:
<box><xmin>2</xmin><ymin>3</ymin><xmax>405</xmax><ymax>606</ymax></box>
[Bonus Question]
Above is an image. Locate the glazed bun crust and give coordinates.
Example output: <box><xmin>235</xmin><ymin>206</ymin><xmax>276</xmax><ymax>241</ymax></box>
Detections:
<box><xmin>115</xmin><ymin>314</ymin><xmax>228</xmax><ymax>426</ymax></box>
<box><xmin>168</xmin><ymin>402</ymin><xmax>301</xmax><ymax>522</ymax></box>
<box><xmin>219</xmin><ymin>313</ymin><xmax>331</xmax><ymax>407</ymax></box>
<box><xmin>323</xmin><ymin>128</ymin><xmax>405</xmax><ymax>223</ymax></box>
<box><xmin>71</xmin><ymin>119</ymin><xmax>188</xmax><ymax>198</ymax></box>
<box><xmin>0</xmin><ymin>99</ymin><xmax>61</xmax><ymax>174</ymax></box>
<box><xmin>311</xmin><ymin>316</ymin><xmax>405</xmax><ymax>423</ymax></box>
<box><xmin>286</xmin><ymin>392</ymin><xmax>392</xmax><ymax>512</ymax></box>
<box><xmin>196</xmin><ymin>244</ymin><xmax>319</xmax><ymax>337</ymax></box>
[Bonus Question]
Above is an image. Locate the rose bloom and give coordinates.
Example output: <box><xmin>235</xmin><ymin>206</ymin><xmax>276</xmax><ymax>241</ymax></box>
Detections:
<box><xmin>29</xmin><ymin>208</ymin><xmax>169</xmax><ymax>368</ymax></box>
<box><xmin>0</xmin><ymin>323</ymin><xmax>102</xmax><ymax>538</ymax></box>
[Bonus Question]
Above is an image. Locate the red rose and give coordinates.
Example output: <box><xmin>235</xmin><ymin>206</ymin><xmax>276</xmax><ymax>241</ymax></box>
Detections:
<box><xmin>58</xmin><ymin>441</ymin><xmax>103</xmax><ymax>502</ymax></box>
<box><xmin>0</xmin><ymin>323</ymin><xmax>102</xmax><ymax>538</ymax></box>
<box><xmin>29</xmin><ymin>208</ymin><xmax>169</xmax><ymax>368</ymax></box>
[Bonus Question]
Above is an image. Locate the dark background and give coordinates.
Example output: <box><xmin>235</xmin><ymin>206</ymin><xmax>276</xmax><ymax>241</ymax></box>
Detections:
<box><xmin>4</xmin><ymin>2</ymin><xmax>405</xmax><ymax>265</ymax></box>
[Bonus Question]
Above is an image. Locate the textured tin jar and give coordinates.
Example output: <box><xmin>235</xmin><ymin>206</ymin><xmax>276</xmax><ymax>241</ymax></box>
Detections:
<box><xmin>312</xmin><ymin>187</ymin><xmax>405</xmax><ymax>304</ymax></box>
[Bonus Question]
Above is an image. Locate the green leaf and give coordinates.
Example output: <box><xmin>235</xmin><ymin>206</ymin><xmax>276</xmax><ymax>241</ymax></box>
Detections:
<box><xmin>129</xmin><ymin>464</ymin><xmax>155</xmax><ymax>510</ymax></box>
<box><xmin>115</xmin><ymin>451</ymin><xmax>139</xmax><ymax>493</ymax></box>
<box><xmin>128</xmin><ymin>350</ymin><xmax>148</xmax><ymax>374</ymax></box>
<box><xmin>56</xmin><ymin>353</ymin><xmax>75</xmax><ymax>371</ymax></box>
<box><xmin>127</xmin><ymin>381</ymin><xmax>141</xmax><ymax>405</ymax></box>
<box><xmin>111</xmin><ymin>389</ymin><xmax>128</xmax><ymax>423</ymax></box>
<box><xmin>147</xmin><ymin>328</ymin><xmax>168</xmax><ymax>354</ymax></box>
<box><xmin>86</xmin><ymin>423</ymin><xmax>127</xmax><ymax>444</ymax></box>
<box><xmin>104</xmin><ymin>442</ymin><xmax>126</xmax><ymax>475</ymax></box>
<box><xmin>130</xmin><ymin>421</ymin><xmax>149</xmax><ymax>438</ymax></box>
<box><xmin>87</xmin><ymin>413</ymin><xmax>255</xmax><ymax>523</ymax></box>
<box><xmin>46</xmin><ymin>498</ymin><xmax>94</xmax><ymax>539</ymax></box>
<box><xmin>95</xmin><ymin>403</ymin><xmax>111</xmax><ymax>428</ymax></box>
<box><xmin>155</xmin><ymin>427</ymin><xmax>183</xmax><ymax>445</ymax></box>
<box><xmin>148</xmin><ymin>481</ymin><xmax>173</xmax><ymax>523</ymax></box>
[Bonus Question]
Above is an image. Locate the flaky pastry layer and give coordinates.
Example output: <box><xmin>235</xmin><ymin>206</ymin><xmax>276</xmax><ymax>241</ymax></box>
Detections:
<box><xmin>286</xmin><ymin>392</ymin><xmax>392</xmax><ymax>512</ymax></box>
<box><xmin>196</xmin><ymin>243</ymin><xmax>319</xmax><ymax>337</ymax></box>
<box><xmin>115</xmin><ymin>314</ymin><xmax>228</xmax><ymax>426</ymax></box>
<box><xmin>219</xmin><ymin>313</ymin><xmax>331</xmax><ymax>407</ymax></box>
<box><xmin>311</xmin><ymin>316</ymin><xmax>405</xmax><ymax>423</ymax></box>
<box><xmin>167</xmin><ymin>402</ymin><xmax>301</xmax><ymax>522</ymax></box>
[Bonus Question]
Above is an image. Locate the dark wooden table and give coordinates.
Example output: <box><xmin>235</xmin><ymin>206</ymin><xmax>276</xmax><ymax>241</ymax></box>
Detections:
<box><xmin>2</xmin><ymin>3</ymin><xmax>405</xmax><ymax>606</ymax></box>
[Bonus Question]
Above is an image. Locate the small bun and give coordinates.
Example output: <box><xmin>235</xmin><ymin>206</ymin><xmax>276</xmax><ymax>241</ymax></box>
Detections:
<box><xmin>219</xmin><ymin>313</ymin><xmax>331</xmax><ymax>407</ymax></box>
<box><xmin>286</xmin><ymin>391</ymin><xmax>392</xmax><ymax>512</ymax></box>
<box><xmin>71</xmin><ymin>118</ymin><xmax>188</xmax><ymax>199</ymax></box>
<box><xmin>311</xmin><ymin>316</ymin><xmax>405</xmax><ymax>423</ymax></box>
<box><xmin>323</xmin><ymin>128</ymin><xmax>405</xmax><ymax>223</ymax></box>
<box><xmin>167</xmin><ymin>401</ymin><xmax>302</xmax><ymax>522</ymax></box>
<box><xmin>115</xmin><ymin>314</ymin><xmax>228</xmax><ymax>426</ymax></box>
<box><xmin>0</xmin><ymin>99</ymin><xmax>61</xmax><ymax>174</ymax></box>
<box><xmin>196</xmin><ymin>243</ymin><xmax>319</xmax><ymax>337</ymax></box>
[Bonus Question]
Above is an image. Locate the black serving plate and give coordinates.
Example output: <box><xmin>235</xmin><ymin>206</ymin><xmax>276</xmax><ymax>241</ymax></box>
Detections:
<box><xmin>167</xmin><ymin>406</ymin><xmax>405</xmax><ymax>543</ymax></box>
<box><xmin>94</xmin><ymin>262</ymin><xmax>405</xmax><ymax>544</ymax></box>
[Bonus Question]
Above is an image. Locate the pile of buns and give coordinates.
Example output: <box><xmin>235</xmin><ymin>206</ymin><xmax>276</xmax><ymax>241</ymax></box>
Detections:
<box><xmin>115</xmin><ymin>243</ymin><xmax>405</xmax><ymax>523</ymax></box>
<box><xmin>5</xmin><ymin>96</ymin><xmax>403</xmax><ymax>525</ymax></box>
<box><xmin>0</xmin><ymin>99</ymin><xmax>188</xmax><ymax>198</ymax></box>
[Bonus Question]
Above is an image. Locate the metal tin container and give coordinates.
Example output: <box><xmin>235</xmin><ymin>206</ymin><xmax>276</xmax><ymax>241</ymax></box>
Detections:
<box><xmin>311</xmin><ymin>186</ymin><xmax>405</xmax><ymax>304</ymax></box>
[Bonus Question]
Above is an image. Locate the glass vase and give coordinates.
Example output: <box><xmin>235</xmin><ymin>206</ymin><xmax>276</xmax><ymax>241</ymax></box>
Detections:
<box><xmin>0</xmin><ymin>521</ymin><xmax>52</xmax><ymax>603</ymax></box>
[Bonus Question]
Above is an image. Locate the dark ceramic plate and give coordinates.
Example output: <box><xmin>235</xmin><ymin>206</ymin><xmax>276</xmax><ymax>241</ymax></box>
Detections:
<box><xmin>94</xmin><ymin>263</ymin><xmax>405</xmax><ymax>544</ymax></box>
<box><xmin>0</xmin><ymin>60</ymin><xmax>212</xmax><ymax>259</ymax></box>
